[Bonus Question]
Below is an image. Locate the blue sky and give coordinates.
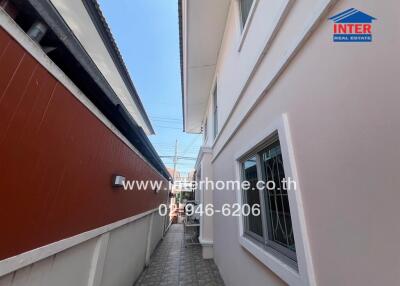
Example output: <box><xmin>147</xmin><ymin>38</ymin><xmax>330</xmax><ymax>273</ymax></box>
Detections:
<box><xmin>99</xmin><ymin>0</ymin><xmax>201</xmax><ymax>175</ymax></box>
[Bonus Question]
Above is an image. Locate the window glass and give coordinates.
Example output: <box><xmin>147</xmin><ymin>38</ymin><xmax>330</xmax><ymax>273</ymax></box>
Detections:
<box><xmin>213</xmin><ymin>84</ymin><xmax>218</xmax><ymax>138</ymax></box>
<box><xmin>240</xmin><ymin>0</ymin><xmax>254</xmax><ymax>29</ymax></box>
<box><xmin>203</xmin><ymin>119</ymin><xmax>208</xmax><ymax>141</ymax></box>
<box><xmin>242</xmin><ymin>157</ymin><xmax>263</xmax><ymax>237</ymax></box>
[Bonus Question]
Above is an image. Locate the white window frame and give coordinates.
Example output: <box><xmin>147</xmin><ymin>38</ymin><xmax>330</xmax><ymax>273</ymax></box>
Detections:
<box><xmin>240</xmin><ymin>134</ymin><xmax>297</xmax><ymax>264</ymax></box>
<box><xmin>203</xmin><ymin>118</ymin><xmax>208</xmax><ymax>143</ymax></box>
<box><xmin>212</xmin><ymin>81</ymin><xmax>218</xmax><ymax>140</ymax></box>
<box><xmin>234</xmin><ymin>114</ymin><xmax>315</xmax><ymax>286</ymax></box>
<box><xmin>236</xmin><ymin>0</ymin><xmax>259</xmax><ymax>52</ymax></box>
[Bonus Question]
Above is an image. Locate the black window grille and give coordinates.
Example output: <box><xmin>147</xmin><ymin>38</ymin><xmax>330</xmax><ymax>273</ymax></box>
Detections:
<box><xmin>241</xmin><ymin>135</ymin><xmax>297</xmax><ymax>262</ymax></box>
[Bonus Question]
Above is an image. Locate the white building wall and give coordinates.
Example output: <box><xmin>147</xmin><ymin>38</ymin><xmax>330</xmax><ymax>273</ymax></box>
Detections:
<box><xmin>149</xmin><ymin>212</ymin><xmax>165</xmax><ymax>256</ymax></box>
<box><xmin>99</xmin><ymin>216</ymin><xmax>150</xmax><ymax>286</ymax></box>
<box><xmin>0</xmin><ymin>238</ymin><xmax>97</xmax><ymax>286</ymax></box>
<box><xmin>204</xmin><ymin>0</ymin><xmax>400</xmax><ymax>285</ymax></box>
<box><xmin>0</xmin><ymin>211</ymin><xmax>166</xmax><ymax>286</ymax></box>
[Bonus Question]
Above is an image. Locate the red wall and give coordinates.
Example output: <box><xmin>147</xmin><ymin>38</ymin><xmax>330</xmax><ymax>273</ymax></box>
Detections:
<box><xmin>0</xmin><ymin>28</ymin><xmax>168</xmax><ymax>260</ymax></box>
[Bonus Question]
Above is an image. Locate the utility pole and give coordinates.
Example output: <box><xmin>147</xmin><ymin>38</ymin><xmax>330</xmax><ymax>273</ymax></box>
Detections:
<box><xmin>172</xmin><ymin>139</ymin><xmax>178</xmax><ymax>181</ymax></box>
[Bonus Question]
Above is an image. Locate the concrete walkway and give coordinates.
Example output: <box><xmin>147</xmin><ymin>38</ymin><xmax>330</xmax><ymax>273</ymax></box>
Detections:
<box><xmin>135</xmin><ymin>224</ymin><xmax>224</xmax><ymax>286</ymax></box>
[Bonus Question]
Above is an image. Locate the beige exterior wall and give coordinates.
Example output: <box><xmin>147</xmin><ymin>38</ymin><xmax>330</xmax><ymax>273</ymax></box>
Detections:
<box><xmin>197</xmin><ymin>0</ymin><xmax>400</xmax><ymax>285</ymax></box>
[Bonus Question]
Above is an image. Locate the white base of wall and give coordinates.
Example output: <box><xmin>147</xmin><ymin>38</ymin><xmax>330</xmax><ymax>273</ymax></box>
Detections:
<box><xmin>202</xmin><ymin>245</ymin><xmax>214</xmax><ymax>259</ymax></box>
<box><xmin>200</xmin><ymin>240</ymin><xmax>214</xmax><ymax>259</ymax></box>
<box><xmin>0</xmin><ymin>211</ymin><xmax>166</xmax><ymax>286</ymax></box>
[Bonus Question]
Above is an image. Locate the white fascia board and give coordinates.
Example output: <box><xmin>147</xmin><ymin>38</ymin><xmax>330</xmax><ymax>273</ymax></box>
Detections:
<box><xmin>183</xmin><ymin>0</ymin><xmax>230</xmax><ymax>133</ymax></box>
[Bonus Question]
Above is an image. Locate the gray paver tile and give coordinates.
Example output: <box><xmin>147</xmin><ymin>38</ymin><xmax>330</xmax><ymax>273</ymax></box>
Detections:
<box><xmin>135</xmin><ymin>224</ymin><xmax>224</xmax><ymax>286</ymax></box>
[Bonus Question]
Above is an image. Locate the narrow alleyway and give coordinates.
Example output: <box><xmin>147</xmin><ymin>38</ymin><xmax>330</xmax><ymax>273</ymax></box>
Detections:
<box><xmin>135</xmin><ymin>224</ymin><xmax>225</xmax><ymax>286</ymax></box>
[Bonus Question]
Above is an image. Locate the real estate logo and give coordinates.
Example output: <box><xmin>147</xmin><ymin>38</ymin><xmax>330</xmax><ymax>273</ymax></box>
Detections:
<box><xmin>329</xmin><ymin>8</ymin><xmax>376</xmax><ymax>42</ymax></box>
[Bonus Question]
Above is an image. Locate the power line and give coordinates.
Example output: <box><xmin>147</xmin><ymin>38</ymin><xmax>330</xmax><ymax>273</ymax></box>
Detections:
<box><xmin>154</xmin><ymin>125</ymin><xmax>182</xmax><ymax>130</ymax></box>
<box><xmin>160</xmin><ymin>156</ymin><xmax>197</xmax><ymax>160</ymax></box>
<box><xmin>172</xmin><ymin>139</ymin><xmax>178</xmax><ymax>180</ymax></box>
<box><xmin>150</xmin><ymin>116</ymin><xmax>181</xmax><ymax>122</ymax></box>
<box><xmin>151</xmin><ymin>116</ymin><xmax>181</xmax><ymax>119</ymax></box>
<box><xmin>181</xmin><ymin>136</ymin><xmax>201</xmax><ymax>155</ymax></box>
<box><xmin>152</xmin><ymin>118</ymin><xmax>182</xmax><ymax>123</ymax></box>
